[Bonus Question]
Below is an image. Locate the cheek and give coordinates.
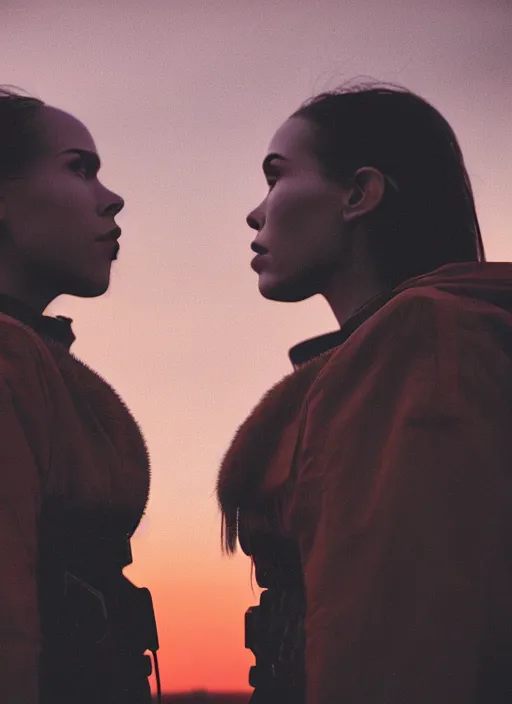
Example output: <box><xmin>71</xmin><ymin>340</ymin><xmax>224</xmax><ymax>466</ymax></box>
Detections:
<box><xmin>30</xmin><ymin>176</ymin><xmax>88</xmax><ymax>221</ymax></box>
<box><xmin>268</xmin><ymin>185</ymin><xmax>341</xmax><ymax>261</ymax></box>
<box><xmin>12</xmin><ymin>175</ymin><xmax>92</xmax><ymax>242</ymax></box>
<box><xmin>270</xmin><ymin>187</ymin><xmax>317</xmax><ymax>231</ymax></box>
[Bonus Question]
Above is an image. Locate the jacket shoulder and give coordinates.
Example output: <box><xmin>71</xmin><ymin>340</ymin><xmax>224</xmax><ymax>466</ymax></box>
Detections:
<box><xmin>0</xmin><ymin>311</ymin><xmax>51</xmax><ymax>347</ymax></box>
<box><xmin>0</xmin><ymin>312</ymin><xmax>61</xmax><ymax>394</ymax></box>
<box><xmin>333</xmin><ymin>286</ymin><xmax>511</xmax><ymax>363</ymax></box>
<box><xmin>380</xmin><ymin>285</ymin><xmax>512</xmax><ymax>326</ymax></box>
<box><xmin>310</xmin><ymin>286</ymin><xmax>512</xmax><ymax>413</ymax></box>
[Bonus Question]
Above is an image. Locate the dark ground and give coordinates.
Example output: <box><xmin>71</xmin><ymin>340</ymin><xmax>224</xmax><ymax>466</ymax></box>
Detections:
<box><xmin>156</xmin><ymin>693</ymin><xmax>250</xmax><ymax>703</ymax></box>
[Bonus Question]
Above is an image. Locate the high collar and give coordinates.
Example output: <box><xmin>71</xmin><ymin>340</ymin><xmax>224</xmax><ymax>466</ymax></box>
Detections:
<box><xmin>289</xmin><ymin>290</ymin><xmax>395</xmax><ymax>368</ymax></box>
<box><xmin>0</xmin><ymin>294</ymin><xmax>76</xmax><ymax>350</ymax></box>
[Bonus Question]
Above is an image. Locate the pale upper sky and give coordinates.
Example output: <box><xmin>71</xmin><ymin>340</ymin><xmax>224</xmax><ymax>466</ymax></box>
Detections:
<box><xmin>2</xmin><ymin>0</ymin><xmax>512</xmax><ymax>692</ymax></box>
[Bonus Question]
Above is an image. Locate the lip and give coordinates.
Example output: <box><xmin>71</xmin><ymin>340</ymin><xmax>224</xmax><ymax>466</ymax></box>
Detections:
<box><xmin>251</xmin><ymin>254</ymin><xmax>269</xmax><ymax>273</ymax></box>
<box><xmin>96</xmin><ymin>225</ymin><xmax>121</xmax><ymax>242</ymax></box>
<box><xmin>98</xmin><ymin>239</ymin><xmax>120</xmax><ymax>260</ymax></box>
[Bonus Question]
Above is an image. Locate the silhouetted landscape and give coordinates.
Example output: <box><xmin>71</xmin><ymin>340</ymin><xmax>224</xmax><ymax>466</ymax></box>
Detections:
<box><xmin>156</xmin><ymin>693</ymin><xmax>249</xmax><ymax>703</ymax></box>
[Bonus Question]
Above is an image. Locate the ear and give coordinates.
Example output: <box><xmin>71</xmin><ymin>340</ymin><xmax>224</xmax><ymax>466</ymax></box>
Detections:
<box><xmin>342</xmin><ymin>167</ymin><xmax>386</xmax><ymax>223</ymax></box>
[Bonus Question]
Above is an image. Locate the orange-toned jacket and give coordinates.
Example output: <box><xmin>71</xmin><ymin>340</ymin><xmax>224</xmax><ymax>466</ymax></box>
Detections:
<box><xmin>0</xmin><ymin>296</ymin><xmax>151</xmax><ymax>703</ymax></box>
<box><xmin>218</xmin><ymin>262</ymin><xmax>512</xmax><ymax>704</ymax></box>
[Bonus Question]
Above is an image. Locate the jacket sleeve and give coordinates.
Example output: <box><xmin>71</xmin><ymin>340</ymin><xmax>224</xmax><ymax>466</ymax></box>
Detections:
<box><xmin>0</xmin><ymin>329</ymin><xmax>53</xmax><ymax>704</ymax></box>
<box><xmin>288</xmin><ymin>293</ymin><xmax>512</xmax><ymax>704</ymax></box>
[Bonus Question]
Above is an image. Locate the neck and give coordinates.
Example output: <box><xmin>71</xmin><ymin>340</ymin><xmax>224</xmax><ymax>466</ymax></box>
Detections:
<box><xmin>0</xmin><ymin>264</ymin><xmax>58</xmax><ymax>315</ymax></box>
<box><xmin>0</xmin><ymin>282</ymin><xmax>56</xmax><ymax>315</ymax></box>
<box><xmin>321</xmin><ymin>238</ymin><xmax>388</xmax><ymax>328</ymax></box>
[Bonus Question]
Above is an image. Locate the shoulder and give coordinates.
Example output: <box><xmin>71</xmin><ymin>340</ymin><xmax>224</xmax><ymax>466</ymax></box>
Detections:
<box><xmin>335</xmin><ymin>286</ymin><xmax>512</xmax><ymax>364</ymax></box>
<box><xmin>309</xmin><ymin>286</ymin><xmax>512</xmax><ymax>410</ymax></box>
<box><xmin>0</xmin><ymin>312</ymin><xmax>56</xmax><ymax>361</ymax></box>
<box><xmin>0</xmin><ymin>313</ymin><xmax>60</xmax><ymax>393</ymax></box>
<box><xmin>388</xmin><ymin>284</ymin><xmax>510</xmax><ymax>325</ymax></box>
<box><xmin>367</xmin><ymin>286</ymin><xmax>508</xmax><ymax>343</ymax></box>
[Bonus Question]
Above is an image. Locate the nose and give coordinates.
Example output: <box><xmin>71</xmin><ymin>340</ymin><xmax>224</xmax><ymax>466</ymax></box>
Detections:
<box><xmin>108</xmin><ymin>195</ymin><xmax>124</xmax><ymax>217</ymax></box>
<box><xmin>98</xmin><ymin>183</ymin><xmax>125</xmax><ymax>218</ymax></box>
<box><xmin>246</xmin><ymin>214</ymin><xmax>259</xmax><ymax>230</ymax></box>
<box><xmin>246</xmin><ymin>206</ymin><xmax>263</xmax><ymax>231</ymax></box>
<box><xmin>104</xmin><ymin>193</ymin><xmax>125</xmax><ymax>218</ymax></box>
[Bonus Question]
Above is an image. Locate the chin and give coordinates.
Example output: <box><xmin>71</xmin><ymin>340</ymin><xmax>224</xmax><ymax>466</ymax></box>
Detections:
<box><xmin>67</xmin><ymin>276</ymin><xmax>111</xmax><ymax>299</ymax></box>
<box><xmin>258</xmin><ymin>273</ymin><xmax>316</xmax><ymax>303</ymax></box>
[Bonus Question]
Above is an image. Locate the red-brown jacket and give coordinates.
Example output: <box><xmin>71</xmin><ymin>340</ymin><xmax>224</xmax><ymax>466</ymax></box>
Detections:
<box><xmin>218</xmin><ymin>262</ymin><xmax>512</xmax><ymax>704</ymax></box>
<box><xmin>0</xmin><ymin>296</ymin><xmax>151</xmax><ymax>703</ymax></box>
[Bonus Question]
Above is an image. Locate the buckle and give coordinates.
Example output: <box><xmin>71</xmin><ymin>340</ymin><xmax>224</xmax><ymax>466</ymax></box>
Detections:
<box><xmin>61</xmin><ymin>571</ymin><xmax>109</xmax><ymax>647</ymax></box>
<box><xmin>245</xmin><ymin>605</ymin><xmax>260</xmax><ymax>651</ymax></box>
<box><xmin>138</xmin><ymin>586</ymin><xmax>160</xmax><ymax>653</ymax></box>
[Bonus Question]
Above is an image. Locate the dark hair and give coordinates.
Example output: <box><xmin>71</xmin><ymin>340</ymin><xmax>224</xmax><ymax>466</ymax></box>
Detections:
<box><xmin>0</xmin><ymin>86</ymin><xmax>45</xmax><ymax>181</ymax></box>
<box><xmin>291</xmin><ymin>80</ymin><xmax>485</xmax><ymax>287</ymax></box>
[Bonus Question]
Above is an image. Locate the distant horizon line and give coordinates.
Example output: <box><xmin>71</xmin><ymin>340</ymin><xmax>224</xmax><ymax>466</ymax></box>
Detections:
<box><xmin>154</xmin><ymin>689</ymin><xmax>251</xmax><ymax>695</ymax></box>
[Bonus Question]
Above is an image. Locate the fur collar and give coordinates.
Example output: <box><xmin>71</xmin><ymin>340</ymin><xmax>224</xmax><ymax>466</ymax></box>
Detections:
<box><xmin>217</xmin><ymin>353</ymin><xmax>332</xmax><ymax>552</ymax></box>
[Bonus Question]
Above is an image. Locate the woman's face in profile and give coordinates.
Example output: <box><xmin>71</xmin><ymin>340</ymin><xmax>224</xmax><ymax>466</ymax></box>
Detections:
<box><xmin>246</xmin><ymin>116</ymin><xmax>349</xmax><ymax>303</ymax></box>
<box><xmin>0</xmin><ymin>106</ymin><xmax>124</xmax><ymax>303</ymax></box>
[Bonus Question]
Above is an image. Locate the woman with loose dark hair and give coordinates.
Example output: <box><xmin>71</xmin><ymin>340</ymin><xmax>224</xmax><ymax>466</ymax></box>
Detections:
<box><xmin>0</xmin><ymin>87</ymin><xmax>160</xmax><ymax>703</ymax></box>
<box><xmin>217</xmin><ymin>81</ymin><xmax>512</xmax><ymax>703</ymax></box>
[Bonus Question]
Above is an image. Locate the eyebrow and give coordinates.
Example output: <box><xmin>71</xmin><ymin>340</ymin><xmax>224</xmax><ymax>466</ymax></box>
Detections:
<box><xmin>59</xmin><ymin>148</ymin><xmax>101</xmax><ymax>171</ymax></box>
<box><xmin>262</xmin><ymin>152</ymin><xmax>287</xmax><ymax>172</ymax></box>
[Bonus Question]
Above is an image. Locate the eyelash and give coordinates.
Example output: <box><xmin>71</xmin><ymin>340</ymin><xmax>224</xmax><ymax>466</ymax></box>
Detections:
<box><xmin>70</xmin><ymin>160</ymin><xmax>93</xmax><ymax>179</ymax></box>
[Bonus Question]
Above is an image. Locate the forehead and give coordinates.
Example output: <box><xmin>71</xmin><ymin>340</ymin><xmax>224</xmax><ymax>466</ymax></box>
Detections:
<box><xmin>267</xmin><ymin>116</ymin><xmax>317</xmax><ymax>164</ymax></box>
<box><xmin>36</xmin><ymin>105</ymin><xmax>97</xmax><ymax>155</ymax></box>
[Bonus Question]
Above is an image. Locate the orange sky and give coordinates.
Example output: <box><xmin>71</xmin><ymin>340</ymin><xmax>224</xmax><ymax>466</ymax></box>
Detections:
<box><xmin>2</xmin><ymin>0</ymin><xmax>512</xmax><ymax>693</ymax></box>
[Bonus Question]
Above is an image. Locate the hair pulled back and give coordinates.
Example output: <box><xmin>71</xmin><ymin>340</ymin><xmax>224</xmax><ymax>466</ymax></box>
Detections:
<box><xmin>292</xmin><ymin>80</ymin><xmax>485</xmax><ymax>286</ymax></box>
<box><xmin>0</xmin><ymin>86</ymin><xmax>45</xmax><ymax>182</ymax></box>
